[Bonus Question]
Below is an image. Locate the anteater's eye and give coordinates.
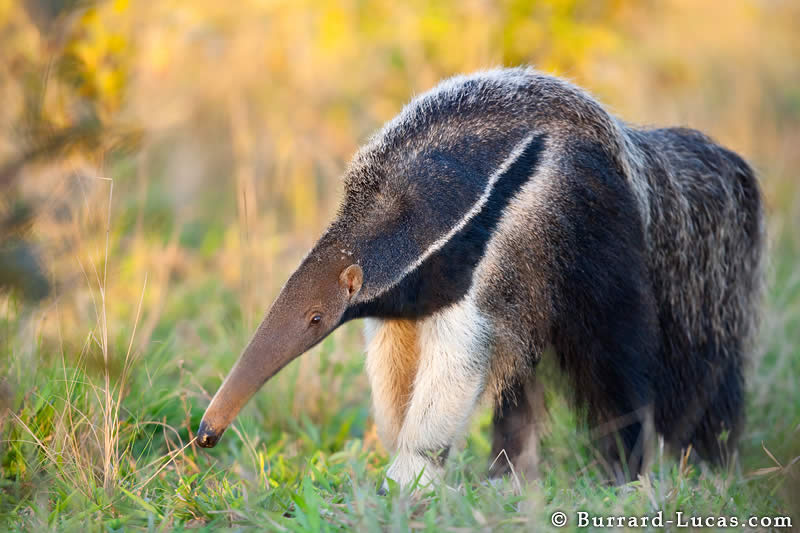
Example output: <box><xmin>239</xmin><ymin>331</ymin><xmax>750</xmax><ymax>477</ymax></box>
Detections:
<box><xmin>310</xmin><ymin>314</ymin><xmax>322</xmax><ymax>325</ymax></box>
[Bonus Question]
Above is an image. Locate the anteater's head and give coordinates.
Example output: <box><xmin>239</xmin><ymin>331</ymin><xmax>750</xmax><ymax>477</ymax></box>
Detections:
<box><xmin>197</xmin><ymin>252</ymin><xmax>362</xmax><ymax>447</ymax></box>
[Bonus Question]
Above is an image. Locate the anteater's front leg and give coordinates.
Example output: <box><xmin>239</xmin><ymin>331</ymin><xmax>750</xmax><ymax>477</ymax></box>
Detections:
<box><xmin>385</xmin><ymin>298</ymin><xmax>491</xmax><ymax>489</ymax></box>
<box><xmin>364</xmin><ymin>318</ymin><xmax>420</xmax><ymax>452</ymax></box>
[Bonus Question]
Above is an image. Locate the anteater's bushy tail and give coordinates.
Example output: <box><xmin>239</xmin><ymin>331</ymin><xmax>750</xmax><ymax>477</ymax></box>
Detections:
<box><xmin>628</xmin><ymin>126</ymin><xmax>765</xmax><ymax>463</ymax></box>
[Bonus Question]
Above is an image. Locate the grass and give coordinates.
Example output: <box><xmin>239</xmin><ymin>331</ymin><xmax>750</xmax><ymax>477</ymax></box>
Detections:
<box><xmin>0</xmin><ymin>194</ymin><xmax>798</xmax><ymax>532</ymax></box>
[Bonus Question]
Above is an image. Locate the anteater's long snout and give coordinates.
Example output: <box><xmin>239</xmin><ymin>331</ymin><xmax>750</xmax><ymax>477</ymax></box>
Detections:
<box><xmin>196</xmin><ymin>264</ymin><xmax>356</xmax><ymax>450</ymax></box>
<box><xmin>196</xmin><ymin>305</ymin><xmax>308</xmax><ymax>450</ymax></box>
<box><xmin>195</xmin><ymin>338</ymin><xmax>270</xmax><ymax>449</ymax></box>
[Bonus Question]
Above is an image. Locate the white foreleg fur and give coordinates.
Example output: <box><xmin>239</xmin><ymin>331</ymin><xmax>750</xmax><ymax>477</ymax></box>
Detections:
<box><xmin>386</xmin><ymin>295</ymin><xmax>491</xmax><ymax>488</ymax></box>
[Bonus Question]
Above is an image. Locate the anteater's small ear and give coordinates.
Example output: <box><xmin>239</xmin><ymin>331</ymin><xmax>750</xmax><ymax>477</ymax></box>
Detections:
<box><xmin>339</xmin><ymin>264</ymin><xmax>363</xmax><ymax>299</ymax></box>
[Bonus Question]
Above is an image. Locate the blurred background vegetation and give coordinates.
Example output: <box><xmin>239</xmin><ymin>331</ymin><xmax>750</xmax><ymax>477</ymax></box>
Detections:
<box><xmin>0</xmin><ymin>0</ymin><xmax>798</xmax><ymax>528</ymax></box>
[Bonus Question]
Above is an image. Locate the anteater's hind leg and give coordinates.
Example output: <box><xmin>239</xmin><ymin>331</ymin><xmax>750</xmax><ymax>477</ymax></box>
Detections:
<box><xmin>384</xmin><ymin>297</ymin><xmax>491</xmax><ymax>489</ymax></box>
<box><xmin>544</xmin><ymin>150</ymin><xmax>661</xmax><ymax>484</ymax></box>
<box><xmin>655</xmin><ymin>337</ymin><xmax>745</xmax><ymax>466</ymax></box>
<box><xmin>489</xmin><ymin>376</ymin><xmax>547</xmax><ymax>480</ymax></box>
<box><xmin>552</xmin><ymin>298</ymin><xmax>658</xmax><ymax>485</ymax></box>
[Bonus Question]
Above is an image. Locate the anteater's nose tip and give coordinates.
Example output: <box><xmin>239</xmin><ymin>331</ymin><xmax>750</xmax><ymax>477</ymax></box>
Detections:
<box><xmin>196</xmin><ymin>420</ymin><xmax>222</xmax><ymax>448</ymax></box>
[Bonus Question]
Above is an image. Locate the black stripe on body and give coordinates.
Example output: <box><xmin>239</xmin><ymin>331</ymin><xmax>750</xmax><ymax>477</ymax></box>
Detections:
<box><xmin>346</xmin><ymin>134</ymin><xmax>546</xmax><ymax>320</ymax></box>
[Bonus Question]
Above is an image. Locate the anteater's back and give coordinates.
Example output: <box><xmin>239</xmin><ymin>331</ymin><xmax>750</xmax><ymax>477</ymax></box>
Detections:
<box><xmin>625</xmin><ymin>126</ymin><xmax>764</xmax><ymax>461</ymax></box>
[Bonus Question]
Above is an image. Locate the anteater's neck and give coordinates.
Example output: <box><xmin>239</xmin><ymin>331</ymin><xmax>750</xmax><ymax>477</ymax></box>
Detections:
<box><xmin>343</xmin><ymin>133</ymin><xmax>546</xmax><ymax>321</ymax></box>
